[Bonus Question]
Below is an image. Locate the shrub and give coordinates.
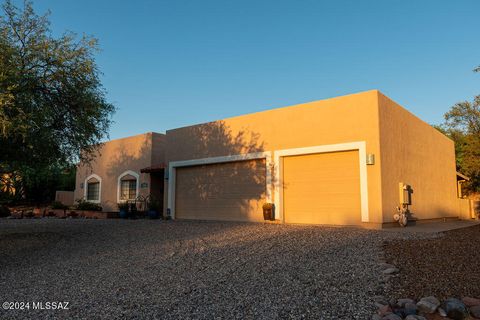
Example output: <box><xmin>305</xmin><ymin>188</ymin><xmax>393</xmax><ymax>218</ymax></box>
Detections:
<box><xmin>75</xmin><ymin>199</ymin><xmax>102</xmax><ymax>211</ymax></box>
<box><xmin>51</xmin><ymin>201</ymin><xmax>68</xmax><ymax>210</ymax></box>
<box><xmin>0</xmin><ymin>205</ymin><xmax>10</xmax><ymax>217</ymax></box>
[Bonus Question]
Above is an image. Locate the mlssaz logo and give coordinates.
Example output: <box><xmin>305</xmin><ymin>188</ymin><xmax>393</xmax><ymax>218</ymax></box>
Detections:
<box><xmin>33</xmin><ymin>302</ymin><xmax>69</xmax><ymax>310</ymax></box>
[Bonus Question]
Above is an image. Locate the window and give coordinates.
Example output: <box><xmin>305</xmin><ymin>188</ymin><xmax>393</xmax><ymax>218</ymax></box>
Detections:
<box><xmin>84</xmin><ymin>174</ymin><xmax>102</xmax><ymax>202</ymax></box>
<box><xmin>120</xmin><ymin>179</ymin><xmax>137</xmax><ymax>200</ymax></box>
<box><xmin>87</xmin><ymin>182</ymin><xmax>100</xmax><ymax>201</ymax></box>
<box><xmin>117</xmin><ymin>171</ymin><xmax>139</xmax><ymax>202</ymax></box>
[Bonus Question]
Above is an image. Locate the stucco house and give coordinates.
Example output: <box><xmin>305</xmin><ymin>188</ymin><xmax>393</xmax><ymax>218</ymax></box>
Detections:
<box><xmin>74</xmin><ymin>132</ymin><xmax>165</xmax><ymax>212</ymax></box>
<box><xmin>74</xmin><ymin>90</ymin><xmax>471</xmax><ymax>227</ymax></box>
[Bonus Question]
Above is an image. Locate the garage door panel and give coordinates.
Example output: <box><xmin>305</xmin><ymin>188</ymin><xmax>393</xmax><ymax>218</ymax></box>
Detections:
<box><xmin>176</xmin><ymin>159</ymin><xmax>266</xmax><ymax>222</ymax></box>
<box><xmin>283</xmin><ymin>150</ymin><xmax>361</xmax><ymax>225</ymax></box>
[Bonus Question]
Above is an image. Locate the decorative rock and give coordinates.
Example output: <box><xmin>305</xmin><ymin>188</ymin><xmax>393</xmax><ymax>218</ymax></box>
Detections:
<box><xmin>372</xmin><ymin>315</ymin><xmax>382</xmax><ymax>320</ymax></box>
<box><xmin>382</xmin><ymin>314</ymin><xmax>402</xmax><ymax>320</ymax></box>
<box><xmin>437</xmin><ymin>307</ymin><xmax>447</xmax><ymax>317</ymax></box>
<box><xmin>404</xmin><ymin>302</ymin><xmax>418</xmax><ymax>316</ymax></box>
<box><xmin>398</xmin><ymin>298</ymin><xmax>416</xmax><ymax>308</ymax></box>
<box><xmin>405</xmin><ymin>315</ymin><xmax>427</xmax><ymax>320</ymax></box>
<box><xmin>376</xmin><ymin>301</ymin><xmax>390</xmax><ymax>309</ymax></box>
<box><xmin>442</xmin><ymin>298</ymin><xmax>468</xmax><ymax>320</ymax></box>
<box><xmin>378</xmin><ymin>304</ymin><xmax>393</xmax><ymax>317</ymax></box>
<box><xmin>417</xmin><ymin>296</ymin><xmax>440</xmax><ymax>314</ymax></box>
<box><xmin>470</xmin><ymin>305</ymin><xmax>480</xmax><ymax>318</ymax></box>
<box><xmin>382</xmin><ymin>267</ymin><xmax>399</xmax><ymax>275</ymax></box>
<box><xmin>379</xmin><ymin>262</ymin><xmax>396</xmax><ymax>269</ymax></box>
<box><xmin>461</xmin><ymin>297</ymin><xmax>480</xmax><ymax>307</ymax></box>
<box><xmin>393</xmin><ymin>308</ymin><xmax>406</xmax><ymax>318</ymax></box>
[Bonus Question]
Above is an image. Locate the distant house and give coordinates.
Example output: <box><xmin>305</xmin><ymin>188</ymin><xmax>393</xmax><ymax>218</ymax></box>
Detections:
<box><xmin>75</xmin><ymin>90</ymin><xmax>471</xmax><ymax>227</ymax></box>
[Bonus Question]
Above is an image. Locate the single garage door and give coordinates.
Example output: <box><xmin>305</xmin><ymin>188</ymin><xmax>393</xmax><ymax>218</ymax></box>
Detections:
<box><xmin>283</xmin><ymin>150</ymin><xmax>361</xmax><ymax>225</ymax></box>
<box><xmin>175</xmin><ymin>159</ymin><xmax>266</xmax><ymax>222</ymax></box>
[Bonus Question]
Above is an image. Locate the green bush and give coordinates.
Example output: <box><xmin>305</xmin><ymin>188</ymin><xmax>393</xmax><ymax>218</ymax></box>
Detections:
<box><xmin>51</xmin><ymin>201</ymin><xmax>68</xmax><ymax>210</ymax></box>
<box><xmin>0</xmin><ymin>205</ymin><xmax>10</xmax><ymax>217</ymax></box>
<box><xmin>75</xmin><ymin>199</ymin><xmax>102</xmax><ymax>211</ymax></box>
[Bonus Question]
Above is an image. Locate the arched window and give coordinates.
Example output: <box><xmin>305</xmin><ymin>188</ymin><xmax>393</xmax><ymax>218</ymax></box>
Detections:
<box><xmin>84</xmin><ymin>174</ymin><xmax>102</xmax><ymax>203</ymax></box>
<box><xmin>117</xmin><ymin>171</ymin><xmax>139</xmax><ymax>202</ymax></box>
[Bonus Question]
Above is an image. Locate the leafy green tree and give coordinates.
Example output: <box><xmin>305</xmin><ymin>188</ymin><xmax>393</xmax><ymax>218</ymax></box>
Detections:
<box><xmin>0</xmin><ymin>0</ymin><xmax>114</xmax><ymax>167</ymax></box>
<box><xmin>0</xmin><ymin>1</ymin><xmax>114</xmax><ymax>203</ymax></box>
<box><xmin>440</xmin><ymin>96</ymin><xmax>480</xmax><ymax>193</ymax></box>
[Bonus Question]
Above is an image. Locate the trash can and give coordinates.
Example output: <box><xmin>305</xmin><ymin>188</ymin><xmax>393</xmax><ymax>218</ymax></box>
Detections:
<box><xmin>262</xmin><ymin>203</ymin><xmax>274</xmax><ymax>221</ymax></box>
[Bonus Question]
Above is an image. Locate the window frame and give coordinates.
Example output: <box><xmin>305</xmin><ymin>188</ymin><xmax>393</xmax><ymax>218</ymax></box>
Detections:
<box><xmin>84</xmin><ymin>174</ymin><xmax>102</xmax><ymax>203</ymax></box>
<box><xmin>117</xmin><ymin>170</ymin><xmax>140</xmax><ymax>203</ymax></box>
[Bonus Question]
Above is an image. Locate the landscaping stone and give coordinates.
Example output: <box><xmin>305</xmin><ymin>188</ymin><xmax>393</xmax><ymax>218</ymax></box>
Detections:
<box><xmin>417</xmin><ymin>296</ymin><xmax>441</xmax><ymax>314</ymax></box>
<box><xmin>462</xmin><ymin>297</ymin><xmax>480</xmax><ymax>307</ymax></box>
<box><xmin>438</xmin><ymin>307</ymin><xmax>447</xmax><ymax>317</ymax></box>
<box><xmin>398</xmin><ymin>298</ymin><xmax>416</xmax><ymax>307</ymax></box>
<box><xmin>383</xmin><ymin>225</ymin><xmax>480</xmax><ymax>301</ymax></box>
<box><xmin>378</xmin><ymin>304</ymin><xmax>393</xmax><ymax>316</ymax></box>
<box><xmin>470</xmin><ymin>305</ymin><xmax>480</xmax><ymax>318</ymax></box>
<box><xmin>382</xmin><ymin>314</ymin><xmax>402</xmax><ymax>320</ymax></box>
<box><xmin>376</xmin><ymin>301</ymin><xmax>390</xmax><ymax>309</ymax></box>
<box><xmin>442</xmin><ymin>298</ymin><xmax>468</xmax><ymax>320</ymax></box>
<box><xmin>404</xmin><ymin>302</ymin><xmax>418</xmax><ymax>315</ymax></box>
<box><xmin>379</xmin><ymin>263</ymin><xmax>397</xmax><ymax>269</ymax></box>
<box><xmin>0</xmin><ymin>219</ymin><xmax>402</xmax><ymax>319</ymax></box>
<box><xmin>405</xmin><ymin>315</ymin><xmax>427</xmax><ymax>320</ymax></box>
<box><xmin>375</xmin><ymin>297</ymin><xmax>390</xmax><ymax>307</ymax></box>
<box><xmin>383</xmin><ymin>267</ymin><xmax>400</xmax><ymax>275</ymax></box>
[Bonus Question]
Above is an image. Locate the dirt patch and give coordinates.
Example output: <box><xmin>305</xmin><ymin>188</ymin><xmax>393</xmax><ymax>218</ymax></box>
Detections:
<box><xmin>384</xmin><ymin>224</ymin><xmax>480</xmax><ymax>300</ymax></box>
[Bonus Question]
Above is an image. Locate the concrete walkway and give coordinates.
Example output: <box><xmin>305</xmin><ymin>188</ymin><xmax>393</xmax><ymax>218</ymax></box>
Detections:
<box><xmin>381</xmin><ymin>219</ymin><xmax>480</xmax><ymax>233</ymax></box>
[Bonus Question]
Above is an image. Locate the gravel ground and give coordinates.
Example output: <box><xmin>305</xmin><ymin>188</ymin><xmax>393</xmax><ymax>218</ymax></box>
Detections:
<box><xmin>384</xmin><ymin>224</ymin><xmax>480</xmax><ymax>301</ymax></box>
<box><xmin>0</xmin><ymin>219</ymin><xmax>426</xmax><ymax>319</ymax></box>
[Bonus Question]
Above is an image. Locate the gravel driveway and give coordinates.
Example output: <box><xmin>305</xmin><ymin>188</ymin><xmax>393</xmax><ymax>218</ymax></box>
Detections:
<box><xmin>0</xmin><ymin>219</ymin><xmax>408</xmax><ymax>319</ymax></box>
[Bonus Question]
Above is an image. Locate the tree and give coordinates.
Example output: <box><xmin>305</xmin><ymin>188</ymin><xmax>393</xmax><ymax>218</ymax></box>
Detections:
<box><xmin>441</xmin><ymin>96</ymin><xmax>480</xmax><ymax>193</ymax></box>
<box><xmin>0</xmin><ymin>1</ymin><xmax>114</xmax><ymax>203</ymax></box>
<box><xmin>0</xmin><ymin>0</ymin><xmax>114</xmax><ymax>167</ymax></box>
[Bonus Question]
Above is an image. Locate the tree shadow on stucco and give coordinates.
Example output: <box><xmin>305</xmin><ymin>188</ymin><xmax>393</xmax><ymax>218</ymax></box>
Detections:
<box><xmin>76</xmin><ymin>137</ymin><xmax>154</xmax><ymax>211</ymax></box>
<box><xmin>168</xmin><ymin>120</ymin><xmax>268</xmax><ymax>221</ymax></box>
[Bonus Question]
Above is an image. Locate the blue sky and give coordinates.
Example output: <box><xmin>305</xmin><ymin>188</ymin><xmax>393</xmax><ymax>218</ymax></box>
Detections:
<box><xmin>27</xmin><ymin>0</ymin><xmax>480</xmax><ymax>140</ymax></box>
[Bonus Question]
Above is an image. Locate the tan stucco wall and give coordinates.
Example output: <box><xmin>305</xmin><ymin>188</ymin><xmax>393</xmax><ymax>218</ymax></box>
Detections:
<box><xmin>74</xmin><ymin>132</ymin><xmax>165</xmax><ymax>211</ymax></box>
<box><xmin>151</xmin><ymin>132</ymin><xmax>166</xmax><ymax>165</ymax></box>
<box><xmin>377</xmin><ymin>93</ymin><xmax>459</xmax><ymax>222</ymax></box>
<box><xmin>166</xmin><ymin>90</ymin><xmax>384</xmax><ymax>224</ymax></box>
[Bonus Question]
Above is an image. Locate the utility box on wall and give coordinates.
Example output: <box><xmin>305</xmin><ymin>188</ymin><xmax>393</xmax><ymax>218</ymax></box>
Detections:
<box><xmin>399</xmin><ymin>183</ymin><xmax>413</xmax><ymax>205</ymax></box>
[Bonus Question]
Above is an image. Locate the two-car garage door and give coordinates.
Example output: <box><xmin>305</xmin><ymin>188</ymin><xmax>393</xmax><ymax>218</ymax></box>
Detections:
<box><xmin>174</xmin><ymin>150</ymin><xmax>361</xmax><ymax>225</ymax></box>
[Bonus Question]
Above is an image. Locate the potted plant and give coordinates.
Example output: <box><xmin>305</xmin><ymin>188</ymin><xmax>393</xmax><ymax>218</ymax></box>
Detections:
<box><xmin>128</xmin><ymin>202</ymin><xmax>138</xmax><ymax>219</ymax></box>
<box><xmin>262</xmin><ymin>203</ymin><xmax>274</xmax><ymax>221</ymax></box>
<box><xmin>147</xmin><ymin>196</ymin><xmax>161</xmax><ymax>219</ymax></box>
<box><xmin>117</xmin><ymin>202</ymin><xmax>129</xmax><ymax>219</ymax></box>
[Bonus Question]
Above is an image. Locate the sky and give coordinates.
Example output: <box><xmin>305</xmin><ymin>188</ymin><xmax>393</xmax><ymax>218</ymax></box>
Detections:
<box><xmin>24</xmin><ymin>0</ymin><xmax>480</xmax><ymax>140</ymax></box>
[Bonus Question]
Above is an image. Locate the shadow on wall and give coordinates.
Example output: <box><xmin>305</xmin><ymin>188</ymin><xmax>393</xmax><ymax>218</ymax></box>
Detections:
<box><xmin>171</xmin><ymin>121</ymin><xmax>269</xmax><ymax>221</ymax></box>
<box><xmin>100</xmin><ymin>138</ymin><xmax>152</xmax><ymax>211</ymax></box>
